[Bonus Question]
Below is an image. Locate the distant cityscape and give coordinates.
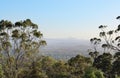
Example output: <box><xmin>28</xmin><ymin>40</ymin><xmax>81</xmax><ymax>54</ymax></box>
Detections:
<box><xmin>41</xmin><ymin>38</ymin><xmax>91</xmax><ymax>60</ymax></box>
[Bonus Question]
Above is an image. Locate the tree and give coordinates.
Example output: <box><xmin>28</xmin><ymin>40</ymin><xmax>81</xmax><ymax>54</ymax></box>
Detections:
<box><xmin>89</xmin><ymin>16</ymin><xmax>120</xmax><ymax>77</ymax></box>
<box><xmin>89</xmin><ymin>38</ymin><xmax>101</xmax><ymax>63</ymax></box>
<box><xmin>93</xmin><ymin>53</ymin><xmax>112</xmax><ymax>77</ymax></box>
<box><xmin>68</xmin><ymin>55</ymin><xmax>92</xmax><ymax>77</ymax></box>
<box><xmin>97</xmin><ymin>16</ymin><xmax>120</xmax><ymax>52</ymax></box>
<box><xmin>90</xmin><ymin>38</ymin><xmax>101</xmax><ymax>52</ymax></box>
<box><xmin>89</xmin><ymin>16</ymin><xmax>120</xmax><ymax>59</ymax></box>
<box><xmin>0</xmin><ymin>19</ymin><xmax>46</xmax><ymax>78</ymax></box>
<box><xmin>49</xmin><ymin>60</ymin><xmax>71</xmax><ymax>78</ymax></box>
<box><xmin>112</xmin><ymin>52</ymin><xmax>120</xmax><ymax>77</ymax></box>
<box><xmin>0</xmin><ymin>64</ymin><xmax>4</xmax><ymax>78</ymax></box>
<box><xmin>83</xmin><ymin>67</ymin><xmax>105</xmax><ymax>78</ymax></box>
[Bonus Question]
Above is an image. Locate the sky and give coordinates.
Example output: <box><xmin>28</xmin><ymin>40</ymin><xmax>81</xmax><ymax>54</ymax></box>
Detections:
<box><xmin>1</xmin><ymin>0</ymin><xmax>120</xmax><ymax>39</ymax></box>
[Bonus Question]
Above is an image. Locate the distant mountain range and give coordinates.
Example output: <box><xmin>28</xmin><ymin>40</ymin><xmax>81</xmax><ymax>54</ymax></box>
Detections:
<box><xmin>40</xmin><ymin>38</ymin><xmax>93</xmax><ymax>60</ymax></box>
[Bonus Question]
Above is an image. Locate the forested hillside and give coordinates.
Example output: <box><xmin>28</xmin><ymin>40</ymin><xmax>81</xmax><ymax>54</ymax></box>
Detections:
<box><xmin>0</xmin><ymin>17</ymin><xmax>120</xmax><ymax>78</ymax></box>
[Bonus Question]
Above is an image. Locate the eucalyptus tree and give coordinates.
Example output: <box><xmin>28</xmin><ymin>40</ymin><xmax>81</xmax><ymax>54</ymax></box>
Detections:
<box><xmin>89</xmin><ymin>38</ymin><xmax>101</xmax><ymax>61</ymax></box>
<box><xmin>98</xmin><ymin>16</ymin><xmax>120</xmax><ymax>52</ymax></box>
<box><xmin>83</xmin><ymin>67</ymin><xmax>105</xmax><ymax>78</ymax></box>
<box><xmin>89</xmin><ymin>16</ymin><xmax>120</xmax><ymax>77</ymax></box>
<box><xmin>112</xmin><ymin>52</ymin><xmax>120</xmax><ymax>77</ymax></box>
<box><xmin>0</xmin><ymin>19</ymin><xmax>46</xmax><ymax>78</ymax></box>
<box><xmin>49</xmin><ymin>60</ymin><xmax>71</xmax><ymax>78</ymax></box>
<box><xmin>68</xmin><ymin>55</ymin><xmax>92</xmax><ymax>77</ymax></box>
<box><xmin>90</xmin><ymin>37</ymin><xmax>101</xmax><ymax>52</ymax></box>
<box><xmin>0</xmin><ymin>64</ymin><xmax>4</xmax><ymax>78</ymax></box>
<box><xmin>89</xmin><ymin>16</ymin><xmax>120</xmax><ymax>54</ymax></box>
<box><xmin>93</xmin><ymin>53</ymin><xmax>112</xmax><ymax>77</ymax></box>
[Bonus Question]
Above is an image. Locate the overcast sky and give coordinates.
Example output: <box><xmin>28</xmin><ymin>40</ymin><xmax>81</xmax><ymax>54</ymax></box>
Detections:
<box><xmin>1</xmin><ymin>0</ymin><xmax>120</xmax><ymax>39</ymax></box>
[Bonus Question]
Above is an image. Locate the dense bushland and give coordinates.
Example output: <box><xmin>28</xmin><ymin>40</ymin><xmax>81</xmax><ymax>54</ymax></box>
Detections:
<box><xmin>0</xmin><ymin>17</ymin><xmax>120</xmax><ymax>78</ymax></box>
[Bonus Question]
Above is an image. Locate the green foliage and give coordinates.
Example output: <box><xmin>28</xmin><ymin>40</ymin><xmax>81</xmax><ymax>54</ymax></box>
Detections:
<box><xmin>17</xmin><ymin>55</ymin><xmax>92</xmax><ymax>78</ymax></box>
<box><xmin>0</xmin><ymin>64</ymin><xmax>4</xmax><ymax>78</ymax></box>
<box><xmin>1</xmin><ymin>16</ymin><xmax>120</xmax><ymax>78</ymax></box>
<box><xmin>112</xmin><ymin>56</ymin><xmax>120</xmax><ymax>76</ymax></box>
<box><xmin>89</xmin><ymin>16</ymin><xmax>120</xmax><ymax>77</ymax></box>
<box><xmin>116</xmin><ymin>76</ymin><xmax>120</xmax><ymax>78</ymax></box>
<box><xmin>83</xmin><ymin>67</ymin><xmax>105</xmax><ymax>78</ymax></box>
<box><xmin>49</xmin><ymin>61</ymin><xmax>71</xmax><ymax>78</ymax></box>
<box><xmin>0</xmin><ymin>19</ymin><xmax>46</xmax><ymax>78</ymax></box>
<box><xmin>68</xmin><ymin>55</ymin><xmax>92</xmax><ymax>77</ymax></box>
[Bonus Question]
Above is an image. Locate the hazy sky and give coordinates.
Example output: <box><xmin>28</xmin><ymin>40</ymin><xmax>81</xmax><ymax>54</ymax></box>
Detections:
<box><xmin>1</xmin><ymin>0</ymin><xmax>120</xmax><ymax>39</ymax></box>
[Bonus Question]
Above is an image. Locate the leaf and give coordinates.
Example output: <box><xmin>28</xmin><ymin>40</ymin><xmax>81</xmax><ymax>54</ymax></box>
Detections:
<box><xmin>12</xmin><ymin>29</ymin><xmax>20</xmax><ymax>38</ymax></box>
<box><xmin>32</xmin><ymin>23</ymin><xmax>38</xmax><ymax>29</ymax></box>
<box><xmin>99</xmin><ymin>32</ymin><xmax>105</xmax><ymax>37</ymax></box>
<box><xmin>39</xmin><ymin>40</ymin><xmax>47</xmax><ymax>45</ymax></box>
<box><xmin>0</xmin><ymin>32</ymin><xmax>7</xmax><ymax>36</ymax></box>
<box><xmin>117</xmin><ymin>43</ymin><xmax>120</xmax><ymax>47</ymax></box>
<box><xmin>33</xmin><ymin>31</ymin><xmax>43</xmax><ymax>38</ymax></box>
<box><xmin>115</xmin><ymin>36</ymin><xmax>120</xmax><ymax>41</ymax></box>
<box><xmin>15</xmin><ymin>21</ymin><xmax>22</xmax><ymax>27</ymax></box>
<box><xmin>99</xmin><ymin>25</ymin><xmax>107</xmax><ymax>29</ymax></box>
<box><xmin>99</xmin><ymin>25</ymin><xmax>104</xmax><ymax>29</ymax></box>
<box><xmin>90</xmin><ymin>38</ymin><xmax>93</xmax><ymax>43</ymax></box>
<box><xmin>116</xmin><ymin>16</ymin><xmax>120</xmax><ymax>19</ymax></box>
<box><xmin>102</xmin><ymin>44</ymin><xmax>108</xmax><ymax>48</ymax></box>
<box><xmin>107</xmin><ymin>30</ymin><xmax>114</xmax><ymax>35</ymax></box>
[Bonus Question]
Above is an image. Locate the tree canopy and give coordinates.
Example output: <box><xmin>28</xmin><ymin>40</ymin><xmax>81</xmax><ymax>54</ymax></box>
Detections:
<box><xmin>0</xmin><ymin>19</ymin><xmax>46</xmax><ymax>78</ymax></box>
<box><xmin>1</xmin><ymin>17</ymin><xmax>120</xmax><ymax>78</ymax></box>
<box><xmin>89</xmin><ymin>16</ymin><xmax>120</xmax><ymax>78</ymax></box>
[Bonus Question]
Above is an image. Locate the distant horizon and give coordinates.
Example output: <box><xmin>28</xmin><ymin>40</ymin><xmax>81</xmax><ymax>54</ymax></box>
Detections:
<box><xmin>43</xmin><ymin>37</ymin><xmax>91</xmax><ymax>41</ymax></box>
